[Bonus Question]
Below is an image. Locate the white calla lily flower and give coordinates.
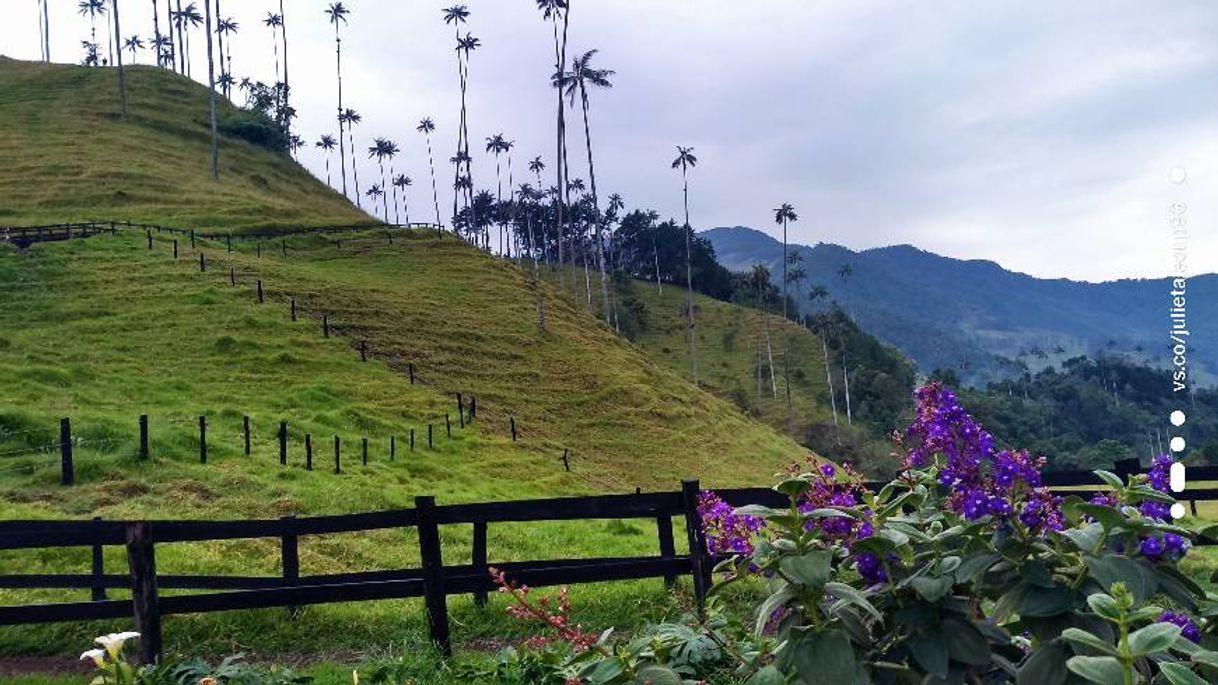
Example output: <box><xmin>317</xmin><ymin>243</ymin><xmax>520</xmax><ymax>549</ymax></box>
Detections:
<box><xmin>94</xmin><ymin>631</ymin><xmax>140</xmax><ymax>659</ymax></box>
<box><xmin>80</xmin><ymin>648</ymin><xmax>106</xmax><ymax>667</ymax></box>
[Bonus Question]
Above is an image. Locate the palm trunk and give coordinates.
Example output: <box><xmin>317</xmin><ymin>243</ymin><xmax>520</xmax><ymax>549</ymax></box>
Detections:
<box><xmin>42</xmin><ymin>0</ymin><xmax>51</xmax><ymax>62</ymax></box>
<box><xmin>325</xmin><ymin>155</ymin><xmax>331</xmax><ymax>187</ymax></box>
<box><xmin>822</xmin><ymin>336</ymin><xmax>839</xmax><ymax>426</ymax></box>
<box><xmin>652</xmin><ymin>234</ymin><xmax>662</xmax><ymax>293</ymax></box>
<box><xmin>379</xmin><ymin>161</ymin><xmax>390</xmax><ymax>222</ymax></box>
<box><xmin>552</xmin><ymin>10</ymin><xmax>570</xmax><ymax>287</ymax></box>
<box><xmin>682</xmin><ymin>169</ymin><xmax>698</xmax><ymax>385</ymax></box>
<box><xmin>781</xmin><ymin>217</ymin><xmax>793</xmax><ymax>435</ymax></box>
<box><xmin>426</xmin><ymin>133</ymin><xmax>441</xmax><ymax>229</ymax></box>
<box><xmin>494</xmin><ymin>154</ymin><xmax>503</xmax><ymax>254</ymax></box>
<box><xmin>765</xmin><ymin>323</ymin><xmax>777</xmax><ymax>398</ymax></box>
<box><xmin>348</xmin><ymin>126</ymin><xmax>361</xmax><ymax>208</ymax></box>
<box><xmin>151</xmin><ymin>0</ymin><xmax>161</xmax><ymax>67</ymax></box>
<box><xmin>334</xmin><ymin>24</ymin><xmax>348</xmax><ymax>199</ymax></box>
<box><xmin>579</xmin><ymin>85</ymin><xmax>611</xmax><ymax>325</ymax></box>
<box><xmin>842</xmin><ymin>349</ymin><xmax>853</xmax><ymax>426</ymax></box>
<box><xmin>390</xmin><ymin>173</ymin><xmax>400</xmax><ymax>225</ymax></box>
<box><xmin>214</xmin><ymin>0</ymin><xmax>223</xmax><ymax>76</ymax></box>
<box><xmin>113</xmin><ymin>0</ymin><xmax>127</xmax><ymax>117</ymax></box>
<box><xmin>451</xmin><ymin>28</ymin><xmax>465</xmax><ymax>228</ymax></box>
<box><xmin>203</xmin><ymin>0</ymin><xmax>218</xmax><ymax>178</ymax></box>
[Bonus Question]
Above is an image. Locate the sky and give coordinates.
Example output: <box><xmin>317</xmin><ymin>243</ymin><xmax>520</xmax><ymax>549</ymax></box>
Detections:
<box><xmin>3</xmin><ymin>0</ymin><xmax>1216</xmax><ymax>282</ymax></box>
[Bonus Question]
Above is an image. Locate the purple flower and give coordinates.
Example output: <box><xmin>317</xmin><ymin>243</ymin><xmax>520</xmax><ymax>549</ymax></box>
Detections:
<box><xmin>855</xmin><ymin>553</ymin><xmax>888</xmax><ymax>585</ymax></box>
<box><xmin>1140</xmin><ymin>536</ymin><xmax>1165</xmax><ymax>559</ymax></box>
<box><xmin>1159</xmin><ymin>611</ymin><xmax>1201</xmax><ymax>643</ymax></box>
<box><xmin>698</xmin><ymin>491</ymin><xmax>765</xmax><ymax>555</ymax></box>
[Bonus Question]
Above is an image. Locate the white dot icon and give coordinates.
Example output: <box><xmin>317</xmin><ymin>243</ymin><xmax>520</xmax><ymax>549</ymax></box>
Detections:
<box><xmin>1171</xmin><ymin>503</ymin><xmax>1186</xmax><ymax>520</ymax></box>
<box><xmin>1171</xmin><ymin>411</ymin><xmax>1187</xmax><ymax>427</ymax></box>
<box><xmin>1169</xmin><ymin>166</ymin><xmax>1188</xmax><ymax>185</ymax></box>
<box><xmin>1170</xmin><ymin>437</ymin><xmax>1186</xmax><ymax>452</ymax></box>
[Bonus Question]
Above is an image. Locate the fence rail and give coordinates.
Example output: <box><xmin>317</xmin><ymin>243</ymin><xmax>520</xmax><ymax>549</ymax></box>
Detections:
<box><xmin>0</xmin><ymin>220</ymin><xmax>447</xmax><ymax>248</ymax></box>
<box><xmin>1</xmin><ymin>460</ymin><xmax>1216</xmax><ymax>663</ymax></box>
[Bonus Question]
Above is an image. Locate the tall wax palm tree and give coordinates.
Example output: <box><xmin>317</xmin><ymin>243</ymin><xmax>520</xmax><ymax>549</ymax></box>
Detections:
<box><xmin>277</xmin><ymin>0</ymin><xmax>291</xmax><ymax>135</ymax></box>
<box><xmin>504</xmin><ymin>139</ymin><xmax>517</xmax><ymax>258</ymax></box>
<box><xmin>556</xmin><ymin>48</ymin><xmax>614</xmax><ymax>324</ymax></box>
<box><xmin>78</xmin><ymin>1</ymin><xmax>108</xmax><ymax>65</ymax></box>
<box><xmin>316</xmin><ymin>135</ymin><xmax>337</xmax><ymax>187</ymax></box>
<box><xmin>123</xmin><ymin>35</ymin><xmax>144</xmax><ymax>62</ymax></box>
<box><xmin>202</xmin><ymin>0</ymin><xmax>218</xmax><ymax>177</ymax></box>
<box><xmin>529</xmin><ymin>156</ymin><xmax>549</xmax><ymax>266</ymax></box>
<box><xmin>369</xmin><ymin>139</ymin><xmax>394</xmax><ymax>222</ymax></box>
<box><xmin>442</xmin><ymin>6</ymin><xmax>470</xmax><ymax>221</ymax></box>
<box><xmin>171</xmin><ymin>0</ymin><xmax>184</xmax><ymax>73</ymax></box>
<box><xmin>150</xmin><ymin>0</ymin><xmax>163</xmax><ymax>67</ymax></box>
<box><xmin>456</xmin><ymin>32</ymin><xmax>481</xmax><ymax>224</ymax></box>
<box><xmin>538</xmin><ymin>0</ymin><xmax>571</xmax><ymax>282</ymax></box>
<box><xmin>263</xmin><ymin>13</ymin><xmax>282</xmax><ymax>108</ymax></box>
<box><xmin>773</xmin><ymin>203</ymin><xmax>799</xmax><ymax>434</ymax></box>
<box><xmin>173</xmin><ymin>2</ymin><xmax>201</xmax><ymax>76</ymax></box>
<box><xmin>385</xmin><ymin>141</ymin><xmax>404</xmax><ymax>224</ymax></box>
<box><xmin>341</xmin><ymin>108</ymin><xmax>363</xmax><ymax>207</ymax></box>
<box><xmin>416</xmin><ymin>118</ymin><xmax>442</xmax><ymax>229</ymax></box>
<box><xmin>392</xmin><ymin>175</ymin><xmax>413</xmax><ymax>225</ymax></box>
<box><xmin>216</xmin><ymin>17</ymin><xmax>238</xmax><ymax>92</ymax></box>
<box><xmin>486</xmin><ymin>133</ymin><xmax>508</xmax><ymax>253</ymax></box>
<box><xmin>326</xmin><ymin>3</ymin><xmax>351</xmax><ymax>200</ymax></box>
<box><xmin>672</xmin><ymin>145</ymin><xmax>699</xmax><ymax>384</ymax></box>
<box><xmin>366</xmin><ymin>184</ymin><xmax>384</xmax><ymax>207</ymax></box>
<box><xmin>113</xmin><ymin>0</ymin><xmax>127</xmax><ymax>116</ymax></box>
<box><xmin>217</xmin><ymin>72</ymin><xmax>234</xmax><ymax>97</ymax></box>
<box><xmin>40</xmin><ymin>0</ymin><xmax>51</xmax><ymax>62</ymax></box>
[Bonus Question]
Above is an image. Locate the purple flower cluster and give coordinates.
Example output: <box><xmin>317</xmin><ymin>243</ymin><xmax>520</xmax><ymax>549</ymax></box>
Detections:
<box><xmin>855</xmin><ymin>553</ymin><xmax>887</xmax><ymax>586</ymax></box>
<box><xmin>905</xmin><ymin>383</ymin><xmax>1064</xmax><ymax>535</ymax></box>
<box><xmin>1159</xmin><ymin>611</ymin><xmax>1201</xmax><ymax>643</ymax></box>
<box><xmin>798</xmin><ymin>463</ymin><xmax>873</xmax><ymax>544</ymax></box>
<box><xmin>1140</xmin><ymin>454</ymin><xmax>1174</xmax><ymax>521</ymax></box>
<box><xmin>697</xmin><ymin>491</ymin><xmax>765</xmax><ymax>555</ymax></box>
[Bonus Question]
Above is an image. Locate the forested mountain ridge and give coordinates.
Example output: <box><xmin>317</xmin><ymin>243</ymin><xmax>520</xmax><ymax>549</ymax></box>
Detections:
<box><xmin>704</xmin><ymin>226</ymin><xmax>1218</xmax><ymax>387</ymax></box>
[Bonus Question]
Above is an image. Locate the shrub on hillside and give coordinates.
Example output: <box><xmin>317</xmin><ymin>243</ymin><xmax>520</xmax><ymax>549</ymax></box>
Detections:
<box><xmin>485</xmin><ymin>383</ymin><xmax>1216</xmax><ymax>684</ymax></box>
<box><xmin>218</xmin><ymin>109</ymin><xmax>290</xmax><ymax>154</ymax></box>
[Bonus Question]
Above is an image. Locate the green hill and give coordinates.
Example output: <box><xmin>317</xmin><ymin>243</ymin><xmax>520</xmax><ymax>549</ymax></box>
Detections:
<box><xmin>0</xmin><ymin>58</ymin><xmax>809</xmax><ymax>662</ymax></box>
<box><xmin>0</xmin><ymin>57</ymin><xmax>367</xmax><ymax>230</ymax></box>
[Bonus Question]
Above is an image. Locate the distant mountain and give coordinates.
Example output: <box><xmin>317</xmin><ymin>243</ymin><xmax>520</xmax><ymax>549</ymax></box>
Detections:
<box><xmin>703</xmin><ymin>226</ymin><xmax>1218</xmax><ymax>387</ymax></box>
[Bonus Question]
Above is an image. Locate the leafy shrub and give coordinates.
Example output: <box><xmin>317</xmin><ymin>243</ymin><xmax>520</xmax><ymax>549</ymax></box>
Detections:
<box><xmin>491</xmin><ymin>383</ymin><xmax>1216</xmax><ymax>684</ymax></box>
<box><xmin>218</xmin><ymin>109</ymin><xmax>289</xmax><ymax>154</ymax></box>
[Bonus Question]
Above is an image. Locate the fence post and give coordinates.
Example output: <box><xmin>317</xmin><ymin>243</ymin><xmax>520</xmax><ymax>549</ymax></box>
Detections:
<box><xmin>279</xmin><ymin>421</ymin><xmax>288</xmax><ymax>465</ymax></box>
<box><xmin>510</xmin><ymin>418</ymin><xmax>517</xmax><ymax>442</ymax></box>
<box><xmin>469</xmin><ymin>397</ymin><xmax>476</xmax><ymax>421</ymax></box>
<box><xmin>360</xmin><ymin>341</ymin><xmax>367</xmax><ymax>362</ymax></box>
<box><xmin>334</xmin><ymin>436</ymin><xmax>341</xmax><ymax>474</ymax></box>
<box><xmin>226</xmin><ymin>234</ymin><xmax>232</xmax><ymax>252</ymax></box>
<box><xmin>323</xmin><ymin>315</ymin><xmax>330</xmax><ymax>338</ymax></box>
<box><xmin>1113</xmin><ymin>458</ymin><xmax>1141</xmax><ymax>482</ymax></box>
<box><xmin>243</xmin><ymin>416</ymin><xmax>251</xmax><ymax>457</ymax></box>
<box><xmin>472</xmin><ymin>521</ymin><xmax>488</xmax><ymax>607</ymax></box>
<box><xmin>656</xmin><ymin>515</ymin><xmax>677</xmax><ymax>590</ymax></box>
<box><xmin>257</xmin><ymin>242</ymin><xmax>262</xmax><ymax>258</ymax></box>
<box><xmin>428</xmin><ymin>424</ymin><xmax>433</xmax><ymax>449</ymax></box>
<box><xmin>362</xmin><ymin>438</ymin><xmax>368</xmax><ymax>465</ymax></box>
<box><xmin>125</xmin><ymin>521</ymin><xmax>162</xmax><ymax>665</ymax></box>
<box><xmin>189</xmin><ymin>229</ymin><xmax>195</xmax><ymax>249</ymax></box>
<box><xmin>60</xmin><ymin>418</ymin><xmax>73</xmax><ymax>486</ymax></box>
<box><xmin>257</xmin><ymin>280</ymin><xmax>264</xmax><ymax>304</ymax></box>
<box><xmin>199</xmin><ymin>253</ymin><xmax>206</xmax><ymax>273</ymax></box>
<box><xmin>410</xmin><ymin>429</ymin><xmax>415</xmax><ymax>452</ymax></box>
<box><xmin>390</xmin><ymin>435</ymin><xmax>396</xmax><ymax>461</ymax></box>
<box><xmin>281</xmin><ymin>240</ymin><xmax>287</xmax><ymax>257</ymax></box>
<box><xmin>415</xmin><ymin>496</ymin><xmax>452</xmax><ymax>657</ymax></box>
<box><xmin>146</xmin><ymin>230</ymin><xmax>152</xmax><ymax>250</ymax></box>
<box><xmin>229</xmin><ymin>267</ymin><xmax>235</xmax><ymax>287</ymax></box>
<box><xmin>305</xmin><ymin>434</ymin><xmax>313</xmax><ymax>471</ymax></box>
<box><xmin>681</xmin><ymin>480</ymin><xmax>711</xmax><ymax>614</ymax></box>
<box><xmin>446</xmin><ymin>414</ymin><xmax>451</xmax><ymax>438</ymax></box>
<box><xmin>91</xmin><ymin>516</ymin><xmax>107</xmax><ymax>601</ymax></box>
<box><xmin>561</xmin><ymin>449</ymin><xmax>570</xmax><ymax>472</ymax></box>
<box><xmin>139</xmin><ymin>414</ymin><xmax>149</xmax><ymax>460</ymax></box>
<box><xmin>172</xmin><ymin>239</ymin><xmax>178</xmax><ymax>259</ymax></box>
<box><xmin>408</xmin><ymin>363</ymin><xmax>415</xmax><ymax>384</ymax></box>
<box><xmin>198</xmin><ymin>416</ymin><xmax>208</xmax><ymax>463</ymax></box>
<box><xmin>291</xmin><ymin>298</ymin><xmax>297</xmax><ymax>321</ymax></box>
<box><xmin>281</xmin><ymin>516</ymin><xmax>300</xmax><ymax>616</ymax></box>
<box><xmin>457</xmin><ymin>394</ymin><xmax>464</xmax><ymax>428</ymax></box>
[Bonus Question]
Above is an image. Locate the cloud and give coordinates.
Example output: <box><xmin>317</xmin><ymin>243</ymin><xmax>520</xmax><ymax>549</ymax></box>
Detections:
<box><xmin>4</xmin><ymin>0</ymin><xmax>1215</xmax><ymax>281</ymax></box>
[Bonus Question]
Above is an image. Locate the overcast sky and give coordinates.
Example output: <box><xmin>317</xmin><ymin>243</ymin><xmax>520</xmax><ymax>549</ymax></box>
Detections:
<box><xmin>4</xmin><ymin>1</ymin><xmax>1216</xmax><ymax>281</ymax></box>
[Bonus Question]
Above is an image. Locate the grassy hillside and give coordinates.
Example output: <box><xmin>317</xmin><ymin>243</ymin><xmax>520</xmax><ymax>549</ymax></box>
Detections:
<box><xmin>0</xmin><ymin>57</ymin><xmax>807</xmax><ymax>666</ymax></box>
<box><xmin>0</xmin><ymin>57</ymin><xmax>368</xmax><ymax>230</ymax></box>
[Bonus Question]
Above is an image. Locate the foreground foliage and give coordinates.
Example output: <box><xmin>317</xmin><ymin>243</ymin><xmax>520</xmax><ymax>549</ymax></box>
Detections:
<box><xmin>484</xmin><ymin>383</ymin><xmax>1217</xmax><ymax>684</ymax></box>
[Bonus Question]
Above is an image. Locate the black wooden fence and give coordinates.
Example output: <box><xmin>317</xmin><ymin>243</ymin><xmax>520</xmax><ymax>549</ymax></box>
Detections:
<box><xmin>0</xmin><ymin>219</ymin><xmax>446</xmax><ymax>249</ymax></box>
<box><xmin>1</xmin><ymin>463</ymin><xmax>1216</xmax><ymax>664</ymax></box>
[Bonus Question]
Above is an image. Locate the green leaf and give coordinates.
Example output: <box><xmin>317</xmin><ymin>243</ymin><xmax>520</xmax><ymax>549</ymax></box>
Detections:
<box><xmin>1087</xmin><ymin>593</ymin><xmax>1122</xmax><ymax>622</ymax></box>
<box><xmin>1061</xmin><ymin>523</ymin><xmax>1106</xmax><ymax>553</ymax></box>
<box><xmin>754</xmin><ymin>585</ymin><xmax>795</xmax><ymax>637</ymax></box>
<box><xmin>955</xmin><ymin>553</ymin><xmax>999</xmax><ymax>584</ymax></box>
<box><xmin>780</xmin><ymin>550</ymin><xmax>832</xmax><ymax>589</ymax></box>
<box><xmin>793</xmin><ymin>630</ymin><xmax>856</xmax><ymax>685</ymax></box>
<box><xmin>1020</xmin><ymin>585</ymin><xmax>1076</xmax><ymax>617</ymax></box>
<box><xmin>1094</xmin><ymin>470</ymin><xmax>1125</xmax><ymax>490</ymax></box>
<box><xmin>1160</xmin><ymin>662</ymin><xmax>1209</xmax><ymax>685</ymax></box>
<box><xmin>824</xmin><ymin>582</ymin><xmax>882</xmax><ymax>621</ymax></box>
<box><xmin>1075</xmin><ymin>504</ymin><xmax>1127</xmax><ymax>531</ymax></box>
<box><xmin>733</xmin><ymin>505</ymin><xmax>786</xmax><ymax>519</ymax></box>
<box><xmin>1017</xmin><ymin>644</ymin><xmax>1068</xmax><ymax>685</ymax></box>
<box><xmin>910</xmin><ymin>576</ymin><xmax>955</xmax><ymax>603</ymax></box>
<box><xmin>1065</xmin><ymin>655</ymin><xmax>1126</xmax><ymax>685</ymax></box>
<box><xmin>775</xmin><ymin>478</ymin><xmax>811</xmax><ymax>498</ymax></box>
<box><xmin>805</xmin><ymin>507</ymin><xmax>858</xmax><ymax>520</ymax></box>
<box><xmin>1061</xmin><ymin>628</ymin><xmax>1118</xmax><ymax>656</ymax></box>
<box><xmin>941</xmin><ymin>617</ymin><xmax>991</xmax><ymax>666</ymax></box>
<box><xmin>744</xmin><ymin>665</ymin><xmax>786</xmax><ymax>685</ymax></box>
<box><xmin>632</xmin><ymin>665</ymin><xmax>682</xmax><ymax>685</ymax></box>
<box><xmin>878</xmin><ymin>527</ymin><xmax>910</xmax><ymax>547</ymax></box>
<box><xmin>1085</xmin><ymin>555</ymin><xmax>1158</xmax><ymax>604</ymax></box>
<box><xmin>1190</xmin><ymin>650</ymin><xmax>1218</xmax><ymax>668</ymax></box>
<box><xmin>1127</xmin><ymin>622</ymin><xmax>1182</xmax><ymax>656</ymax></box>
<box><xmin>906</xmin><ymin>630</ymin><xmax>949</xmax><ymax>679</ymax></box>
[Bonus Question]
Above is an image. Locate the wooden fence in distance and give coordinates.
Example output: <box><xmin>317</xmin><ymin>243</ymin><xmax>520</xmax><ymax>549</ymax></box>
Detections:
<box><xmin>1</xmin><ymin>461</ymin><xmax>1216</xmax><ymax>663</ymax></box>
